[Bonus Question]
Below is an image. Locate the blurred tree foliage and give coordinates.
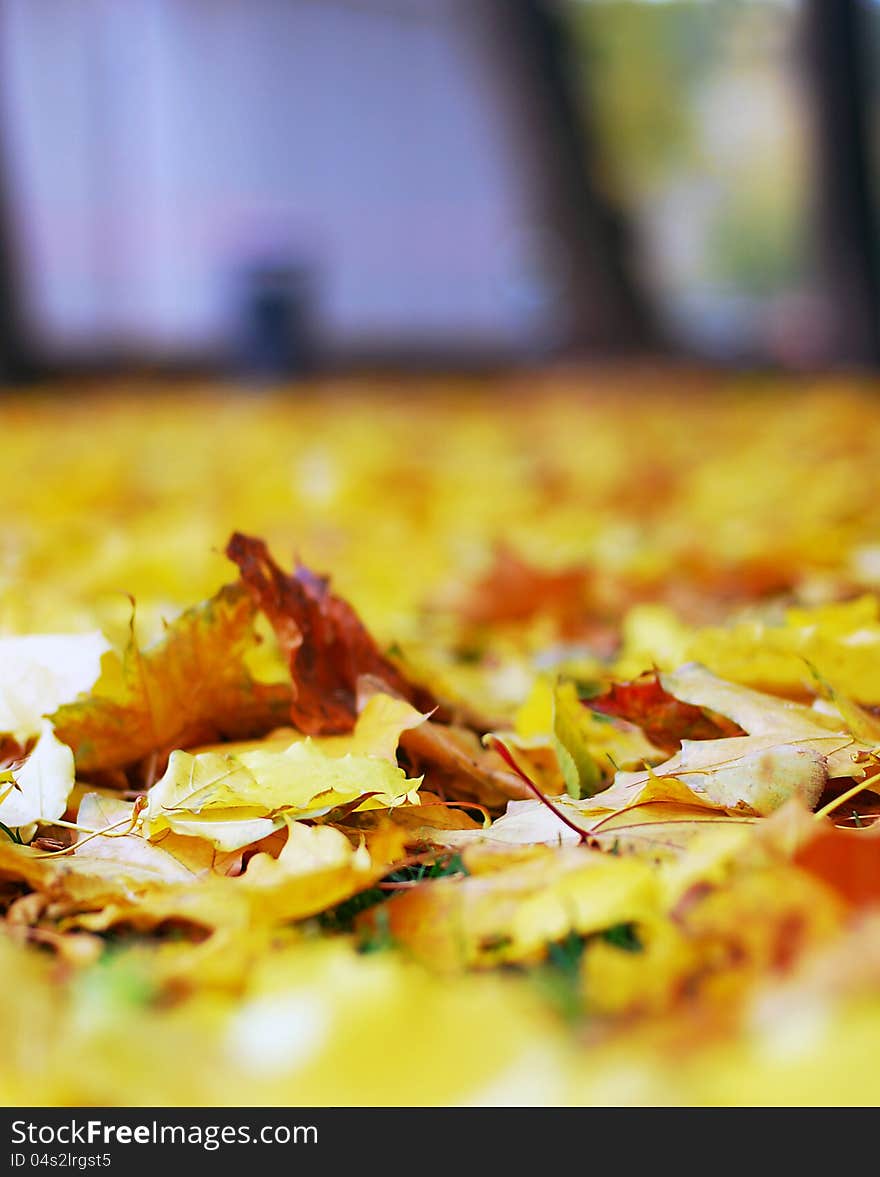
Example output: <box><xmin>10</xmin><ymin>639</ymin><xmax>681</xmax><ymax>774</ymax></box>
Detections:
<box><xmin>566</xmin><ymin>1</ymin><xmax>808</xmax><ymax>340</ymax></box>
<box><xmin>568</xmin><ymin>0</ymin><xmax>715</xmax><ymax>194</ymax></box>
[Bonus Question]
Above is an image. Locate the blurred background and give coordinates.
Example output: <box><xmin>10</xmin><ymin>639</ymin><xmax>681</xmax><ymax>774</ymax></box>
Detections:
<box><xmin>0</xmin><ymin>0</ymin><xmax>878</xmax><ymax>382</ymax></box>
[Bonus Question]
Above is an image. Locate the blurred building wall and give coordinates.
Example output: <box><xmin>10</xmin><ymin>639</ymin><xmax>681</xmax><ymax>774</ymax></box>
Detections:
<box><xmin>0</xmin><ymin>0</ymin><xmax>568</xmax><ymax>367</ymax></box>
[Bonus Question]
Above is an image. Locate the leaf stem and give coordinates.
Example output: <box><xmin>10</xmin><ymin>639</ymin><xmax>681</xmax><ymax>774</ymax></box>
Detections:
<box><xmin>486</xmin><ymin>737</ymin><xmax>591</xmax><ymax>844</ymax></box>
<box><xmin>814</xmin><ymin>774</ymin><xmax>880</xmax><ymax>822</ymax></box>
<box><xmin>30</xmin><ymin>799</ymin><xmax>148</xmax><ymax>859</ymax></box>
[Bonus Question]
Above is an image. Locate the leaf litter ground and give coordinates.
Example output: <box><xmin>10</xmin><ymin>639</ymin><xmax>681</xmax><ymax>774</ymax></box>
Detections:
<box><xmin>4</xmin><ymin>374</ymin><xmax>880</xmax><ymax>1105</ymax></box>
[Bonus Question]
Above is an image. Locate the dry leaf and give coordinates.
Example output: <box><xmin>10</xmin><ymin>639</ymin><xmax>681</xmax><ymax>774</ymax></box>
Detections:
<box><xmin>0</xmin><ymin>722</ymin><xmax>75</xmax><ymax>834</ymax></box>
<box><xmin>227</xmin><ymin>532</ymin><xmax>436</xmax><ymax>734</ymax></box>
<box><xmin>589</xmin><ymin>670</ymin><xmax>741</xmax><ymax>752</ymax></box>
<box><xmin>377</xmin><ymin>845</ymin><xmax>656</xmax><ymax>969</ymax></box>
<box><xmin>0</xmin><ymin>633</ymin><xmax>110</xmax><ymax>741</ymax></box>
<box><xmin>144</xmin><ymin>741</ymin><xmax>421</xmax><ymax>849</ymax></box>
<box><xmin>52</xmin><ymin>585</ymin><xmax>292</xmax><ymax>773</ymax></box>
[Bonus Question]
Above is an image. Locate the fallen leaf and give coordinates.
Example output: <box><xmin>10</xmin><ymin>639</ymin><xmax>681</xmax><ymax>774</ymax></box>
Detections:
<box><xmin>227</xmin><ymin>532</ymin><xmax>436</xmax><ymax>734</ymax></box>
<box><xmin>581</xmin><ymin>863</ymin><xmax>841</xmax><ymax>1017</ymax></box>
<box><xmin>589</xmin><ymin>802</ymin><xmax>756</xmax><ymax>863</ymax></box>
<box><xmin>590</xmin><ymin>671</ymin><xmax>741</xmax><ymax>752</ymax></box>
<box><xmin>399</xmin><ymin>719</ymin><xmax>533</xmax><ymax>806</ymax></box>
<box><xmin>144</xmin><ymin>740</ymin><xmax>421</xmax><ymax>848</ymax></box>
<box><xmin>0</xmin><ymin>633</ymin><xmax>110</xmax><ymax>741</ymax></box>
<box><xmin>661</xmin><ymin>663</ymin><xmax>847</xmax><ymax>742</ymax></box>
<box><xmin>456</xmin><ymin>544</ymin><xmax>592</xmax><ymax>635</ymax></box>
<box><xmin>792</xmin><ymin>820</ymin><xmax>880</xmax><ymax>909</ymax></box>
<box><xmin>688</xmin><ymin>595</ymin><xmax>880</xmax><ymax>701</ymax></box>
<box><xmin>503</xmin><ymin>675</ymin><xmax>662</xmax><ymax>794</ymax></box>
<box><xmin>377</xmin><ymin>845</ymin><xmax>657</xmax><ymax>969</ymax></box>
<box><xmin>596</xmin><ymin>738</ymin><xmax>829</xmax><ymax>817</ymax></box>
<box><xmin>74</xmin><ymin>793</ymin><xmax>219</xmax><ymax>885</ymax></box>
<box><xmin>51</xmin><ymin>585</ymin><xmax>292</xmax><ymax>774</ymax></box>
<box><xmin>0</xmin><ymin>721</ymin><xmax>75</xmax><ymax>834</ymax></box>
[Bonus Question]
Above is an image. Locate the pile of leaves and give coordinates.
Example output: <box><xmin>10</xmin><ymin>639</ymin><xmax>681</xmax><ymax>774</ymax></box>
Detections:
<box><xmin>4</xmin><ymin>377</ymin><xmax>880</xmax><ymax>1106</ymax></box>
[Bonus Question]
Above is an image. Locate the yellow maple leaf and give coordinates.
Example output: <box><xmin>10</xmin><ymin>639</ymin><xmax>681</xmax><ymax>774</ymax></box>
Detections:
<box><xmin>143</xmin><ymin>741</ymin><xmax>421</xmax><ymax>849</ymax></box>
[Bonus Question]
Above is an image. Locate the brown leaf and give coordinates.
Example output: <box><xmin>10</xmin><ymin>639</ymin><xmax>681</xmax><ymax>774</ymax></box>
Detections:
<box><xmin>227</xmin><ymin>532</ymin><xmax>436</xmax><ymax>734</ymax></box>
<box><xmin>400</xmin><ymin>720</ymin><xmax>533</xmax><ymax>807</ymax></box>
<box><xmin>0</xmin><ymin>737</ymin><xmax>28</xmax><ymax>771</ymax></box>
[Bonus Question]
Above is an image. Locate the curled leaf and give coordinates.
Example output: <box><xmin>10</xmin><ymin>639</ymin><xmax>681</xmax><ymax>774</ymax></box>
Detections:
<box><xmin>227</xmin><ymin>532</ymin><xmax>436</xmax><ymax>735</ymax></box>
<box><xmin>400</xmin><ymin>720</ymin><xmax>533</xmax><ymax>806</ymax></box>
<box><xmin>597</xmin><ymin>737</ymin><xmax>829</xmax><ymax>817</ymax></box>
<box><xmin>660</xmin><ymin>663</ymin><xmax>846</xmax><ymax>742</ymax></box>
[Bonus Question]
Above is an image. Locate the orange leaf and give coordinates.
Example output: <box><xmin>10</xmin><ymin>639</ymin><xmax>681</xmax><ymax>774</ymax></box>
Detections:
<box><xmin>795</xmin><ymin>822</ymin><xmax>880</xmax><ymax>908</ymax></box>
<box><xmin>457</xmin><ymin>544</ymin><xmax>592</xmax><ymax>636</ymax></box>
<box><xmin>52</xmin><ymin>584</ymin><xmax>292</xmax><ymax>773</ymax></box>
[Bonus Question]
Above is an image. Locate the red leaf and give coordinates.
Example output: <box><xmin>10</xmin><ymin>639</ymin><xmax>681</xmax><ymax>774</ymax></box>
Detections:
<box><xmin>226</xmin><ymin>532</ymin><xmax>436</xmax><ymax>735</ymax></box>
<box><xmin>589</xmin><ymin>672</ymin><xmax>741</xmax><ymax>753</ymax></box>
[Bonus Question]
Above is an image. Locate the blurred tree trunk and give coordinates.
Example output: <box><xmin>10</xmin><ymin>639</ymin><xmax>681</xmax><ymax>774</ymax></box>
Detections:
<box><xmin>803</xmin><ymin>0</ymin><xmax>880</xmax><ymax>367</ymax></box>
<box><xmin>0</xmin><ymin>183</ymin><xmax>27</xmax><ymax>383</ymax></box>
<box><xmin>485</xmin><ymin>0</ymin><xmax>661</xmax><ymax>355</ymax></box>
<box><xmin>0</xmin><ymin>102</ymin><xmax>28</xmax><ymax>382</ymax></box>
